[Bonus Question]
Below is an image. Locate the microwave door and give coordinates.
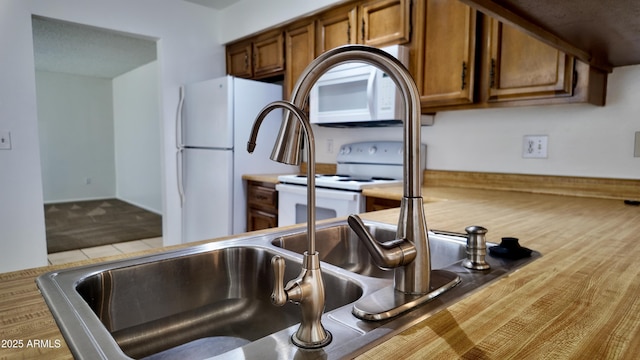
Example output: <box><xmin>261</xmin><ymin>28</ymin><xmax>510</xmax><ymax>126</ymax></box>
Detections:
<box><xmin>310</xmin><ymin>64</ymin><xmax>375</xmax><ymax>125</ymax></box>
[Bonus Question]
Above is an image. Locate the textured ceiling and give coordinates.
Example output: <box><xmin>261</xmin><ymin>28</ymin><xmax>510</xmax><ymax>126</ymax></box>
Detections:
<box><xmin>460</xmin><ymin>0</ymin><xmax>640</xmax><ymax>70</ymax></box>
<box><xmin>32</xmin><ymin>16</ymin><xmax>157</xmax><ymax>79</ymax></box>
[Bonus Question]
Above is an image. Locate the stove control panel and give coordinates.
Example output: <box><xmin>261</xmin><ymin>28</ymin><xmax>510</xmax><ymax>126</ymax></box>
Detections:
<box><xmin>337</xmin><ymin>141</ymin><xmax>406</xmax><ymax>165</ymax></box>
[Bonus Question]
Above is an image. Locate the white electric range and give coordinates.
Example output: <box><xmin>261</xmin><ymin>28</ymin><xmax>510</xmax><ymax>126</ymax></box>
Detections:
<box><xmin>276</xmin><ymin>141</ymin><xmax>426</xmax><ymax>226</ymax></box>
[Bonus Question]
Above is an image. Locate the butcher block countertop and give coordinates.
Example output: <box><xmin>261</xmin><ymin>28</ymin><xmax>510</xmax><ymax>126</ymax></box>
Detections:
<box><xmin>2</xmin><ymin>186</ymin><xmax>640</xmax><ymax>359</ymax></box>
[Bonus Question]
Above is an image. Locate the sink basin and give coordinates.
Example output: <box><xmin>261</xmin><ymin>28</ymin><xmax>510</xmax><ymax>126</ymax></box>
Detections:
<box><xmin>272</xmin><ymin>222</ymin><xmax>467</xmax><ymax>277</ymax></box>
<box><xmin>37</xmin><ymin>219</ymin><xmax>540</xmax><ymax>359</ymax></box>
<box><xmin>40</xmin><ymin>246</ymin><xmax>362</xmax><ymax>359</ymax></box>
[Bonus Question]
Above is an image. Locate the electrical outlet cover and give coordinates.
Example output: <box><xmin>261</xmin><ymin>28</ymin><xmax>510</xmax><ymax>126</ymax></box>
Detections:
<box><xmin>522</xmin><ymin>135</ymin><xmax>548</xmax><ymax>159</ymax></box>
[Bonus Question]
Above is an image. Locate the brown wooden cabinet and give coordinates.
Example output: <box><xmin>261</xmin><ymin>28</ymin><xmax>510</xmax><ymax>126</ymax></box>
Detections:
<box><xmin>413</xmin><ymin>0</ymin><xmax>605</xmax><ymax>111</ymax></box>
<box><xmin>365</xmin><ymin>196</ymin><xmax>401</xmax><ymax>212</ymax></box>
<box><xmin>226</xmin><ymin>40</ymin><xmax>253</xmax><ymax>78</ymax></box>
<box><xmin>247</xmin><ymin>208</ymin><xmax>277</xmax><ymax>231</ymax></box>
<box><xmin>415</xmin><ymin>0</ymin><xmax>478</xmax><ymax>107</ymax></box>
<box><xmin>226</xmin><ymin>0</ymin><xmax>412</xmax><ymax>95</ymax></box>
<box><xmin>246</xmin><ymin>180</ymin><xmax>279</xmax><ymax>231</ymax></box>
<box><xmin>253</xmin><ymin>30</ymin><xmax>285</xmax><ymax>78</ymax></box>
<box><xmin>484</xmin><ymin>19</ymin><xmax>575</xmax><ymax>102</ymax></box>
<box><xmin>316</xmin><ymin>4</ymin><xmax>358</xmax><ymax>55</ymax></box>
<box><xmin>316</xmin><ymin>0</ymin><xmax>411</xmax><ymax>54</ymax></box>
<box><xmin>226</xmin><ymin>0</ymin><xmax>605</xmax><ymax>110</ymax></box>
<box><xmin>225</xmin><ymin>31</ymin><xmax>284</xmax><ymax>80</ymax></box>
<box><xmin>285</xmin><ymin>20</ymin><xmax>316</xmax><ymax>96</ymax></box>
<box><xmin>359</xmin><ymin>0</ymin><xmax>412</xmax><ymax>47</ymax></box>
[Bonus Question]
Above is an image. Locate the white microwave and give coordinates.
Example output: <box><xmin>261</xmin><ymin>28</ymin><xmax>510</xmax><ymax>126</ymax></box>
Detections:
<box><xmin>309</xmin><ymin>45</ymin><xmax>409</xmax><ymax>127</ymax></box>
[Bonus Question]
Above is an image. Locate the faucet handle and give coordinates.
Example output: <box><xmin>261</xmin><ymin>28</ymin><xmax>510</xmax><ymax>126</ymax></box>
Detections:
<box><xmin>347</xmin><ymin>214</ymin><xmax>416</xmax><ymax>269</ymax></box>
<box><xmin>271</xmin><ymin>256</ymin><xmax>287</xmax><ymax>306</ymax></box>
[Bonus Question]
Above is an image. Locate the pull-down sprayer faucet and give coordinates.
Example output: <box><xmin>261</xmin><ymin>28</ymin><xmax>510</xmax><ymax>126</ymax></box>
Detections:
<box><xmin>270</xmin><ymin>44</ymin><xmax>458</xmax><ymax>293</ymax></box>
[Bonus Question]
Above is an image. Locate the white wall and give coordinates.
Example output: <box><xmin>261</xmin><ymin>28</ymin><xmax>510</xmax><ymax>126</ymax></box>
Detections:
<box><xmin>0</xmin><ymin>0</ymin><xmax>223</xmax><ymax>273</ymax></box>
<box><xmin>36</xmin><ymin>71</ymin><xmax>116</xmax><ymax>203</ymax></box>
<box><xmin>312</xmin><ymin>64</ymin><xmax>640</xmax><ymax>180</ymax></box>
<box><xmin>218</xmin><ymin>0</ymin><xmax>346</xmax><ymax>43</ymax></box>
<box><xmin>36</xmin><ymin>64</ymin><xmax>162</xmax><ymax>213</ymax></box>
<box><xmin>113</xmin><ymin>62</ymin><xmax>162</xmax><ymax>214</ymax></box>
<box><xmin>0</xmin><ymin>0</ymin><xmax>48</xmax><ymax>272</ymax></box>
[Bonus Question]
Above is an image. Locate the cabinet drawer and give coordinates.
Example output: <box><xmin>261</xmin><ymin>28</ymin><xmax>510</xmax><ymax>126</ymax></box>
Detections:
<box><xmin>247</xmin><ymin>209</ymin><xmax>278</xmax><ymax>231</ymax></box>
<box><xmin>248</xmin><ymin>183</ymin><xmax>277</xmax><ymax>211</ymax></box>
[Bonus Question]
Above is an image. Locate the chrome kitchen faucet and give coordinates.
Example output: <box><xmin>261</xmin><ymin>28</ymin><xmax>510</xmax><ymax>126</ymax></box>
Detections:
<box><xmin>247</xmin><ymin>100</ymin><xmax>331</xmax><ymax>348</ymax></box>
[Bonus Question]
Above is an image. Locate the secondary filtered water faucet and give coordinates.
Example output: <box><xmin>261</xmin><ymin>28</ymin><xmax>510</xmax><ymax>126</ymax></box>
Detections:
<box><xmin>247</xmin><ymin>101</ymin><xmax>331</xmax><ymax>348</ymax></box>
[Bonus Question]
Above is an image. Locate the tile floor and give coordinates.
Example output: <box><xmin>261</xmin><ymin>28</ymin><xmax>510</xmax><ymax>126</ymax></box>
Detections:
<box><xmin>47</xmin><ymin>237</ymin><xmax>164</xmax><ymax>265</ymax></box>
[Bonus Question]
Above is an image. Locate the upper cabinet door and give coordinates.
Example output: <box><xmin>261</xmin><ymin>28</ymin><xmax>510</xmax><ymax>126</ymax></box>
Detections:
<box><xmin>285</xmin><ymin>21</ymin><xmax>316</xmax><ymax>96</ymax></box>
<box><xmin>418</xmin><ymin>0</ymin><xmax>478</xmax><ymax>107</ymax></box>
<box><xmin>359</xmin><ymin>0</ymin><xmax>411</xmax><ymax>47</ymax></box>
<box><xmin>252</xmin><ymin>30</ymin><xmax>285</xmax><ymax>79</ymax></box>
<box><xmin>226</xmin><ymin>40</ymin><xmax>253</xmax><ymax>78</ymax></box>
<box><xmin>486</xmin><ymin>19</ymin><xmax>575</xmax><ymax>102</ymax></box>
<box><xmin>316</xmin><ymin>5</ymin><xmax>358</xmax><ymax>55</ymax></box>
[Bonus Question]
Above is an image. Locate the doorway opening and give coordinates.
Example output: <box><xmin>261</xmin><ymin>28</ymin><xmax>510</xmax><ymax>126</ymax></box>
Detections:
<box><xmin>31</xmin><ymin>16</ymin><xmax>163</xmax><ymax>263</ymax></box>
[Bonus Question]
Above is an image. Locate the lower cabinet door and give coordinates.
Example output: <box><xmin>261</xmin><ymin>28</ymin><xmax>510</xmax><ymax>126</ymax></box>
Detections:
<box><xmin>247</xmin><ymin>208</ymin><xmax>278</xmax><ymax>231</ymax></box>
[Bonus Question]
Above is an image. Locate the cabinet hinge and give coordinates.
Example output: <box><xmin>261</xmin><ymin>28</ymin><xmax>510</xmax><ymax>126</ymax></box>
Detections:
<box><xmin>347</xmin><ymin>22</ymin><xmax>351</xmax><ymax>43</ymax></box>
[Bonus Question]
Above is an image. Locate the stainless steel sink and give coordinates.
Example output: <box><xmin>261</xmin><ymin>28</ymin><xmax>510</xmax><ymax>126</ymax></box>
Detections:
<box><xmin>37</xmin><ymin>219</ymin><xmax>540</xmax><ymax>359</ymax></box>
<box><xmin>272</xmin><ymin>222</ymin><xmax>468</xmax><ymax>278</ymax></box>
<box><xmin>74</xmin><ymin>246</ymin><xmax>361</xmax><ymax>358</ymax></box>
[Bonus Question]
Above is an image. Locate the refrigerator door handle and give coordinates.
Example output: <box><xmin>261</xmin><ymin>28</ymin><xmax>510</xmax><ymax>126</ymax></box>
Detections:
<box><xmin>176</xmin><ymin>86</ymin><xmax>186</xmax><ymax>207</ymax></box>
<box><xmin>176</xmin><ymin>148</ymin><xmax>185</xmax><ymax>207</ymax></box>
<box><xmin>176</xmin><ymin>86</ymin><xmax>185</xmax><ymax>150</ymax></box>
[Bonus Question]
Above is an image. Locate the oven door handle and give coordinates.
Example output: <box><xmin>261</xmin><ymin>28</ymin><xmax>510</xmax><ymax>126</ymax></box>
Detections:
<box><xmin>276</xmin><ymin>184</ymin><xmax>360</xmax><ymax>201</ymax></box>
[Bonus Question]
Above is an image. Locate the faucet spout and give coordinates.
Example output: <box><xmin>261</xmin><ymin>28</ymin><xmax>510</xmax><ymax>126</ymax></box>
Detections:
<box><xmin>248</xmin><ymin>100</ymin><xmax>330</xmax><ymax>348</ymax></box>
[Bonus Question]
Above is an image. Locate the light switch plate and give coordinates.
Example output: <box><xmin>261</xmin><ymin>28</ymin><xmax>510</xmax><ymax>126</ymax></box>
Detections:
<box><xmin>0</xmin><ymin>130</ymin><xmax>11</xmax><ymax>150</ymax></box>
<box><xmin>635</xmin><ymin>132</ymin><xmax>640</xmax><ymax>157</ymax></box>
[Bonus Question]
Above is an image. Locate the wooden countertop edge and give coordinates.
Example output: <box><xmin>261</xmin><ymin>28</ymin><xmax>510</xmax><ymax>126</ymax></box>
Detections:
<box><xmin>242</xmin><ymin>173</ymin><xmax>291</xmax><ymax>184</ymax></box>
<box><xmin>253</xmin><ymin>167</ymin><xmax>640</xmax><ymax>200</ymax></box>
<box><xmin>423</xmin><ymin>170</ymin><xmax>640</xmax><ymax>200</ymax></box>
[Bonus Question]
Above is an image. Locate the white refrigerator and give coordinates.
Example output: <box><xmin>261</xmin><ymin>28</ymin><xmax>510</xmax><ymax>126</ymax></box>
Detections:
<box><xmin>177</xmin><ymin>76</ymin><xmax>296</xmax><ymax>243</ymax></box>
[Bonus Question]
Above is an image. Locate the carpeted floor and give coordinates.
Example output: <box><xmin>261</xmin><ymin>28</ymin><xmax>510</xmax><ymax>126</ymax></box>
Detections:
<box><xmin>45</xmin><ymin>199</ymin><xmax>162</xmax><ymax>253</ymax></box>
